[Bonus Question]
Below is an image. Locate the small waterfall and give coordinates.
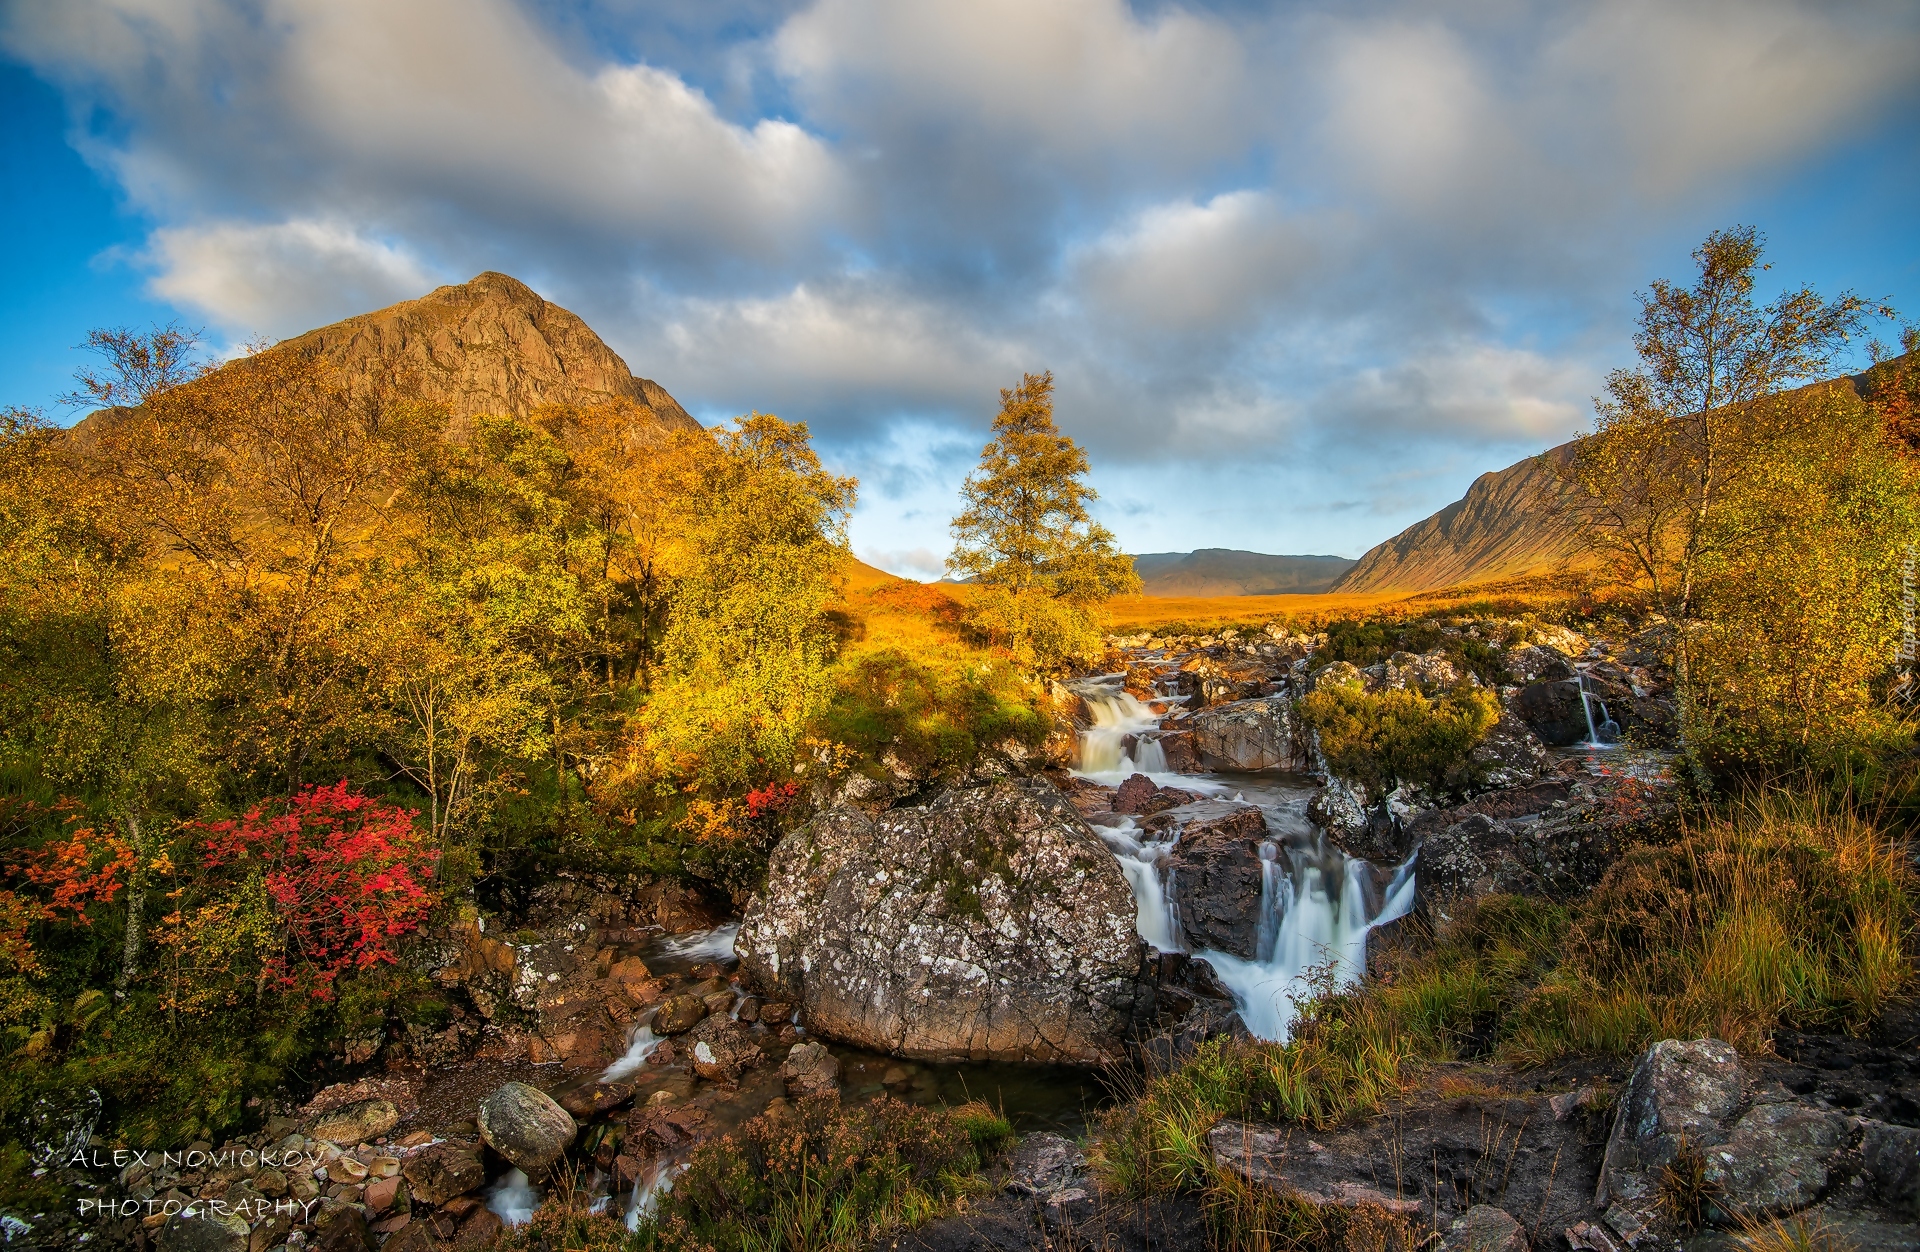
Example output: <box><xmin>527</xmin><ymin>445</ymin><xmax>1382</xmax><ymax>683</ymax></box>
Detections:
<box><xmin>626</xmin><ymin>1160</ymin><xmax>684</xmax><ymax>1231</ymax></box>
<box><xmin>487</xmin><ymin>1169</ymin><xmax>540</xmax><ymax>1227</ymax></box>
<box><xmin>601</xmin><ymin>1022</ymin><xmax>663</xmax><ymax>1082</ymax></box>
<box><xmin>1095</xmin><ymin>818</ymin><xmax>1183</xmax><ymax>952</ymax></box>
<box><xmin>1575</xmin><ymin>673</ymin><xmax>1621</xmax><ymax>746</ymax></box>
<box><xmin>1071</xmin><ymin>679</ymin><xmax>1171</xmax><ymax>782</ymax></box>
<box><xmin>1196</xmin><ymin>836</ymin><xmax>1417</xmax><ymax>1042</ymax></box>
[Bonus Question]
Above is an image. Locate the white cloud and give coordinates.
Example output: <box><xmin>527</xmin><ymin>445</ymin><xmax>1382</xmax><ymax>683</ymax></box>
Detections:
<box><xmin>860</xmin><ymin>546</ymin><xmax>945</xmax><ymax>580</ymax></box>
<box><xmin>773</xmin><ymin>0</ymin><xmax>1255</xmax><ymax>164</ymax></box>
<box><xmin>3</xmin><ymin>0</ymin><xmax>845</xmax><ymax>270</ymax></box>
<box><xmin>145</xmin><ymin>218</ymin><xmax>443</xmax><ymax>340</ymax></box>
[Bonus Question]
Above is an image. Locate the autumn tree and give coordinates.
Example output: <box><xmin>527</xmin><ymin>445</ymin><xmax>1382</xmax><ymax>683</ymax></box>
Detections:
<box><xmin>634</xmin><ymin>414</ymin><xmax>856</xmax><ymax>796</ymax></box>
<box><xmin>1558</xmin><ymin>227</ymin><xmax>1889</xmax><ymax>750</ymax></box>
<box><xmin>948</xmin><ymin>372</ymin><xmax>1139</xmax><ymax>668</ymax></box>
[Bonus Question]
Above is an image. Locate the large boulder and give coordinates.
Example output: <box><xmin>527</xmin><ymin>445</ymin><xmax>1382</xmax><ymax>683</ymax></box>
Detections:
<box><xmin>477</xmin><ymin>1081</ymin><xmax>577</xmax><ymax>1181</ymax></box>
<box><xmin>1702</xmin><ymin>1102</ymin><xmax>1850</xmax><ymax>1220</ymax></box>
<box><xmin>1514</xmin><ymin>680</ymin><xmax>1592</xmax><ymax>747</ymax></box>
<box><xmin>736</xmin><ymin>777</ymin><xmax>1152</xmax><ymax>1063</ymax></box>
<box><xmin>1598</xmin><ymin>1039</ymin><xmax>1744</xmax><ymax>1245</ymax></box>
<box><xmin>1189</xmin><ymin>697</ymin><xmax>1309</xmax><ymax>771</ymax></box>
<box><xmin>1166</xmin><ymin>808</ymin><xmax>1269</xmax><ymax>958</ymax></box>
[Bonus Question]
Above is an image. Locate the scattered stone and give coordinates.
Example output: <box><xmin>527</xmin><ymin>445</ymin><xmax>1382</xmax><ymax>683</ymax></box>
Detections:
<box><xmin>364</xmin><ymin>1174</ymin><xmax>402</xmax><ymax>1214</ymax></box>
<box><xmin>157</xmin><ymin>1210</ymin><xmax>250</xmax><ymax>1252</ymax></box>
<box><xmin>1447</xmin><ymin>1205</ymin><xmax>1527</xmax><ymax>1252</ymax></box>
<box><xmin>686</xmin><ymin>1016</ymin><xmax>758</xmax><ymax>1084</ymax></box>
<box><xmin>1004</xmin><ymin>1133</ymin><xmax>1086</xmax><ymax>1198</ymax></box>
<box><xmin>307</xmin><ymin>1099</ymin><xmax>399</xmax><ymax>1146</ymax></box>
<box><xmin>1209</xmin><ymin>1121</ymin><xmax>1422</xmax><ymax>1217</ymax></box>
<box><xmin>653</xmin><ymin>995</ymin><xmax>709</xmax><ymax>1034</ymax></box>
<box><xmin>381</xmin><ymin>1221</ymin><xmax>442</xmax><ymax>1252</ymax></box>
<box><xmin>557</xmin><ymin>1081</ymin><xmax>635</xmax><ymax>1120</ymax></box>
<box><xmin>327</xmin><ymin>1155</ymin><xmax>368</xmax><ymax>1183</ymax></box>
<box><xmin>477</xmin><ymin>1081</ymin><xmax>578</xmax><ymax>1181</ymax></box>
<box><xmin>403</xmin><ymin>1145</ymin><xmax>485</xmax><ymax>1207</ymax></box>
<box><xmin>310</xmin><ymin>1203</ymin><xmax>377</xmax><ymax>1252</ymax></box>
<box><xmin>780</xmin><ymin>1042</ymin><xmax>841</xmax><ymax>1098</ymax></box>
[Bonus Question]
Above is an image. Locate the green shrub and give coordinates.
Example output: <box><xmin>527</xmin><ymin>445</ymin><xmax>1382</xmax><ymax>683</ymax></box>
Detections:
<box><xmin>1298</xmin><ymin>682</ymin><xmax>1500</xmax><ymax>798</ymax></box>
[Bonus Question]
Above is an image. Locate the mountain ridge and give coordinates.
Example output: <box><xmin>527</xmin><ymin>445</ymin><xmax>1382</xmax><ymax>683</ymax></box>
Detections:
<box><xmin>1133</xmin><ymin>549</ymin><xmax>1356</xmax><ymax>596</ymax></box>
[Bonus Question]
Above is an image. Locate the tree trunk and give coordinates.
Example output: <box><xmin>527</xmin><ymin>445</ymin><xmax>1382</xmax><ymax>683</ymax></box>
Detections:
<box><xmin>115</xmin><ymin>810</ymin><xmax>149</xmax><ymax>995</ymax></box>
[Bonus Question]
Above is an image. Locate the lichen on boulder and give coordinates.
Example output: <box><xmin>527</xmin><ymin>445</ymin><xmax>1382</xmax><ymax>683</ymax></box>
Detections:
<box><xmin>737</xmin><ymin>776</ymin><xmax>1152</xmax><ymax>1063</ymax></box>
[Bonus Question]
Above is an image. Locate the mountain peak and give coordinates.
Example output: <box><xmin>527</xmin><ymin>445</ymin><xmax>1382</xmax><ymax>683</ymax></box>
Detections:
<box><xmin>275</xmin><ymin>272</ymin><xmax>700</xmax><ymax>433</ymax></box>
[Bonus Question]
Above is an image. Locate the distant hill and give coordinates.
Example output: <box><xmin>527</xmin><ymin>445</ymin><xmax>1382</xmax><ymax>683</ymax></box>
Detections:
<box><xmin>1331</xmin><ymin>359</ymin><xmax>1906</xmax><ymax>595</ymax></box>
<box><xmin>1133</xmin><ymin>550</ymin><xmax>1356</xmax><ymax>596</ymax></box>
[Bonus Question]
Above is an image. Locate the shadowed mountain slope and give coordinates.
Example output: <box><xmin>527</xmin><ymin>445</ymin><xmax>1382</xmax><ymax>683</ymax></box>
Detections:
<box><xmin>1331</xmin><ymin>358</ymin><xmax>1907</xmax><ymax>595</ymax></box>
<box><xmin>1133</xmin><ymin>550</ymin><xmax>1356</xmax><ymax>596</ymax></box>
<box><xmin>1330</xmin><ymin>445</ymin><xmax>1589</xmax><ymax>594</ymax></box>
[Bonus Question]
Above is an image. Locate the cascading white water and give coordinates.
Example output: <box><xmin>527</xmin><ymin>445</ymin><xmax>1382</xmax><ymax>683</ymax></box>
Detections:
<box><xmin>601</xmin><ymin>1023</ymin><xmax>663</xmax><ymax>1082</ymax></box>
<box><xmin>1072</xmin><ymin>680</ymin><xmax>1175</xmax><ymax>783</ymax></box>
<box><xmin>626</xmin><ymin>1160</ymin><xmax>685</xmax><ymax>1231</ymax></box>
<box><xmin>1094</xmin><ymin>818</ymin><xmax>1183</xmax><ymax>952</ymax></box>
<box><xmin>1575</xmin><ymin>673</ymin><xmax>1621</xmax><ymax>747</ymax></box>
<box><xmin>487</xmin><ymin>1169</ymin><xmax>540</xmax><ymax>1227</ymax></box>
<box><xmin>1197</xmin><ymin>837</ymin><xmax>1417</xmax><ymax>1042</ymax></box>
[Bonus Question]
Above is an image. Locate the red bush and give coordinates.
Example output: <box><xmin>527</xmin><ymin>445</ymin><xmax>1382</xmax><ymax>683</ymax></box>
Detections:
<box><xmin>194</xmin><ymin>782</ymin><xmax>436</xmax><ymax>997</ymax></box>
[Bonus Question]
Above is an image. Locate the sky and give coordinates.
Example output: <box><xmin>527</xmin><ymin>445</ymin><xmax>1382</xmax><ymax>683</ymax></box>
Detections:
<box><xmin>3</xmin><ymin>1</ymin><xmax>1918</xmax><ymax>580</ymax></box>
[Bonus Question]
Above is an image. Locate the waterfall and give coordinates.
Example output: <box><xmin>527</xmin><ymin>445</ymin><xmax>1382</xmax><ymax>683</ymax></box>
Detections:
<box><xmin>487</xmin><ymin>1169</ymin><xmax>540</xmax><ymax>1227</ymax></box>
<box><xmin>601</xmin><ymin>1023</ymin><xmax>663</xmax><ymax>1082</ymax></box>
<box><xmin>626</xmin><ymin>1160</ymin><xmax>684</xmax><ymax>1231</ymax></box>
<box><xmin>1095</xmin><ymin>818</ymin><xmax>1183</xmax><ymax>952</ymax></box>
<box><xmin>1071</xmin><ymin>679</ymin><xmax>1173</xmax><ymax>783</ymax></box>
<box><xmin>1195</xmin><ymin>836</ymin><xmax>1417</xmax><ymax>1042</ymax></box>
<box><xmin>1575</xmin><ymin>673</ymin><xmax>1621</xmax><ymax>746</ymax></box>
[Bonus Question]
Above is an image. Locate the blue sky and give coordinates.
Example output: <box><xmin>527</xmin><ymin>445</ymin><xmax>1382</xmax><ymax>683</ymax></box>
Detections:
<box><xmin>4</xmin><ymin>1</ymin><xmax>1918</xmax><ymax>578</ymax></box>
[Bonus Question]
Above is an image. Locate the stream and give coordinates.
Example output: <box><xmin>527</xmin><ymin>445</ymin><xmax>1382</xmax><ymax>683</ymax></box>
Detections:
<box><xmin>1065</xmin><ymin>670</ymin><xmax>1416</xmax><ymax>1044</ymax></box>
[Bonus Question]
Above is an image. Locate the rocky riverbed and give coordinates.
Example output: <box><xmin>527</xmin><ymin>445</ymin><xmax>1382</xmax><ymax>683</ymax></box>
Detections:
<box><xmin>49</xmin><ymin>615</ymin><xmax>1920</xmax><ymax>1251</ymax></box>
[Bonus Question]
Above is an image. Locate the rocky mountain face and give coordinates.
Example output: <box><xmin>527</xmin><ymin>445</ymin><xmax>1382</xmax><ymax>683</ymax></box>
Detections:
<box><xmin>273</xmin><ymin>271</ymin><xmax>700</xmax><ymax>435</ymax></box>
<box><xmin>1330</xmin><ymin>444</ymin><xmax>1591</xmax><ymax>594</ymax></box>
<box><xmin>1132</xmin><ymin>549</ymin><xmax>1355</xmax><ymax>596</ymax></box>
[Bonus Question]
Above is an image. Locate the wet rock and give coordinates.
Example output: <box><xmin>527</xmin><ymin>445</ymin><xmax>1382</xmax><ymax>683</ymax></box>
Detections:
<box><xmin>737</xmin><ymin>776</ymin><xmax>1151</xmax><ymax>1063</ymax></box>
<box><xmin>557</xmin><ymin>1080</ymin><xmax>635</xmax><ymax>1119</ymax></box>
<box><xmin>1189</xmin><ymin>696</ymin><xmax>1308</xmax><ymax>771</ymax></box>
<box><xmin>364</xmin><ymin>1174</ymin><xmax>402</xmax><ymax>1213</ymax></box>
<box><xmin>307</xmin><ymin>1099</ymin><xmax>399</xmax><ymax>1146</ymax></box>
<box><xmin>1514</xmin><ymin>680</ymin><xmax>1591</xmax><ymax>747</ymax></box>
<box><xmin>1703</xmin><ymin>1102</ymin><xmax>1849</xmax><ymax>1219</ymax></box>
<box><xmin>1863</xmin><ymin>1121</ymin><xmax>1920</xmax><ymax>1215</ymax></box>
<box><xmin>1113</xmin><ymin>773</ymin><xmax>1158</xmax><ymax>813</ymax></box>
<box><xmin>1166</xmin><ymin>807</ymin><xmax>1268</xmax><ymax>958</ymax></box>
<box><xmin>1158</xmin><ymin>730</ymin><xmax>1201</xmax><ymax>774</ymax></box>
<box><xmin>1004</xmin><ymin>1132</ymin><xmax>1086</xmax><ymax>1198</ymax></box>
<box><xmin>248</xmin><ymin>1213</ymin><xmax>293</xmax><ymax>1252</ymax></box>
<box><xmin>781</xmin><ymin>1041</ymin><xmax>841</xmax><ymax>1098</ymax></box>
<box><xmin>158</xmin><ymin>1210</ymin><xmax>250</xmax><ymax>1252</ymax></box>
<box><xmin>653</xmin><ymin>994</ymin><xmax>709</xmax><ymax>1034</ymax></box>
<box><xmin>311</xmin><ymin>1203</ymin><xmax>377</xmax><ymax>1252</ymax></box>
<box><xmin>452</xmin><ymin>1207</ymin><xmax>502</xmax><ymax>1250</ymax></box>
<box><xmin>380</xmin><ymin>1222</ymin><xmax>440</xmax><ymax>1252</ymax></box>
<box><xmin>402</xmin><ymin>1145</ymin><xmax>485</xmax><ymax>1206</ymax></box>
<box><xmin>686</xmin><ymin>1016</ymin><xmax>757</xmax><ymax>1084</ymax></box>
<box><xmin>477</xmin><ymin>1081</ymin><xmax>577</xmax><ymax>1181</ymax></box>
<box><xmin>1446</xmin><ymin>1205</ymin><xmax>1527</xmax><ymax>1252</ymax></box>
